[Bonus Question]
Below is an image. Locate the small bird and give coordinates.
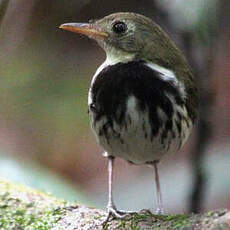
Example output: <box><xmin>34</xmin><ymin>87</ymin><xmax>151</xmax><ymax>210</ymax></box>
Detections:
<box><xmin>60</xmin><ymin>12</ymin><xmax>199</xmax><ymax>221</ymax></box>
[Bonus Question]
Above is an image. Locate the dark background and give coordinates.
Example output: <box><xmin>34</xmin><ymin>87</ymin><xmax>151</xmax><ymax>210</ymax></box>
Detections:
<box><xmin>0</xmin><ymin>0</ymin><xmax>230</xmax><ymax>213</ymax></box>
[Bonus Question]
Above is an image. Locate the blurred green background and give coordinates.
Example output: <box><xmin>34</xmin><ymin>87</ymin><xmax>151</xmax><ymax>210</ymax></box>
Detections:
<box><xmin>0</xmin><ymin>0</ymin><xmax>230</xmax><ymax>213</ymax></box>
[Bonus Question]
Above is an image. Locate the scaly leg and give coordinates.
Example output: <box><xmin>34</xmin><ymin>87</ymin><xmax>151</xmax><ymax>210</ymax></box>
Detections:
<box><xmin>153</xmin><ymin>161</ymin><xmax>164</xmax><ymax>214</ymax></box>
<box><xmin>103</xmin><ymin>155</ymin><xmax>131</xmax><ymax>225</ymax></box>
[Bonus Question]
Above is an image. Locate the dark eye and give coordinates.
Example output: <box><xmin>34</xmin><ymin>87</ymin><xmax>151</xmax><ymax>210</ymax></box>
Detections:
<box><xmin>112</xmin><ymin>21</ymin><xmax>127</xmax><ymax>34</ymax></box>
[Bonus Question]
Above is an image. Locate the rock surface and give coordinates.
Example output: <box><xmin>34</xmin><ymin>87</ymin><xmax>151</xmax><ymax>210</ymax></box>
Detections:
<box><xmin>0</xmin><ymin>180</ymin><xmax>230</xmax><ymax>230</ymax></box>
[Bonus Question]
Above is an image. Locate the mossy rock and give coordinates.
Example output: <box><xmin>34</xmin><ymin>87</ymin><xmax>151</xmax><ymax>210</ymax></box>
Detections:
<box><xmin>0</xmin><ymin>180</ymin><xmax>68</xmax><ymax>229</ymax></box>
<box><xmin>0</xmin><ymin>180</ymin><xmax>230</xmax><ymax>230</ymax></box>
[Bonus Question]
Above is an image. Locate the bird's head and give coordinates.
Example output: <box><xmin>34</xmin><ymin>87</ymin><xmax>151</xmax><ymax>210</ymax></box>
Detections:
<box><xmin>59</xmin><ymin>12</ymin><xmax>187</xmax><ymax>67</ymax></box>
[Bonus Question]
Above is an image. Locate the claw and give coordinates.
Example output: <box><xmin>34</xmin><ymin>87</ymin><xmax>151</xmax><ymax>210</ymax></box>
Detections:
<box><xmin>102</xmin><ymin>206</ymin><xmax>135</xmax><ymax>227</ymax></box>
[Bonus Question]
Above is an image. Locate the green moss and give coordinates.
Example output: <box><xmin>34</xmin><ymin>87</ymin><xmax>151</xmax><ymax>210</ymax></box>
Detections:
<box><xmin>129</xmin><ymin>212</ymin><xmax>186</xmax><ymax>229</ymax></box>
<box><xmin>103</xmin><ymin>212</ymin><xmax>191</xmax><ymax>230</ymax></box>
<box><xmin>129</xmin><ymin>220</ymin><xmax>141</xmax><ymax>230</ymax></box>
<box><xmin>116</xmin><ymin>220</ymin><xmax>127</xmax><ymax>229</ymax></box>
<box><xmin>163</xmin><ymin>214</ymin><xmax>191</xmax><ymax>229</ymax></box>
<box><xmin>0</xmin><ymin>180</ymin><xmax>69</xmax><ymax>230</ymax></box>
<box><xmin>132</xmin><ymin>213</ymin><xmax>149</xmax><ymax>222</ymax></box>
<box><xmin>206</xmin><ymin>211</ymin><xmax>214</xmax><ymax>217</ymax></box>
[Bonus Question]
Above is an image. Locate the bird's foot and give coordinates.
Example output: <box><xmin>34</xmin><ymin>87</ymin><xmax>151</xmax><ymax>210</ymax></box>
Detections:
<box><xmin>102</xmin><ymin>205</ymin><xmax>136</xmax><ymax>227</ymax></box>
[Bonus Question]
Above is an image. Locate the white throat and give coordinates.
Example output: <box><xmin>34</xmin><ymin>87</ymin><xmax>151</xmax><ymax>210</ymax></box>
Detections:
<box><xmin>105</xmin><ymin>48</ymin><xmax>136</xmax><ymax>66</ymax></box>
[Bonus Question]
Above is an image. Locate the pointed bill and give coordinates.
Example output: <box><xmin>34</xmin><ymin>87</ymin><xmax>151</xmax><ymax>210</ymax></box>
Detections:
<box><xmin>59</xmin><ymin>23</ymin><xmax>108</xmax><ymax>39</ymax></box>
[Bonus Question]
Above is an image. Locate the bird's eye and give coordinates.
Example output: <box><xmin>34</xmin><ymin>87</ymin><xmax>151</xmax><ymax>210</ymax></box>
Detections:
<box><xmin>112</xmin><ymin>21</ymin><xmax>127</xmax><ymax>34</ymax></box>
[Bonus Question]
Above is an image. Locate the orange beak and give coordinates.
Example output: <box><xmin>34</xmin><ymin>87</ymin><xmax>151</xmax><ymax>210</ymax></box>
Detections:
<box><xmin>59</xmin><ymin>23</ymin><xmax>108</xmax><ymax>40</ymax></box>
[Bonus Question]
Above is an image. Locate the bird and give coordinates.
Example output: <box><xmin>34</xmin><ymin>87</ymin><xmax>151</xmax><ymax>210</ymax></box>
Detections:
<box><xmin>59</xmin><ymin>12</ymin><xmax>199</xmax><ymax>222</ymax></box>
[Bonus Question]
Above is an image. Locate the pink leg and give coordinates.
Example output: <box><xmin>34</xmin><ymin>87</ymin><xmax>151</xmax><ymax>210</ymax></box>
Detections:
<box><xmin>103</xmin><ymin>155</ymin><xmax>129</xmax><ymax>225</ymax></box>
<box><xmin>153</xmin><ymin>161</ymin><xmax>164</xmax><ymax>214</ymax></box>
